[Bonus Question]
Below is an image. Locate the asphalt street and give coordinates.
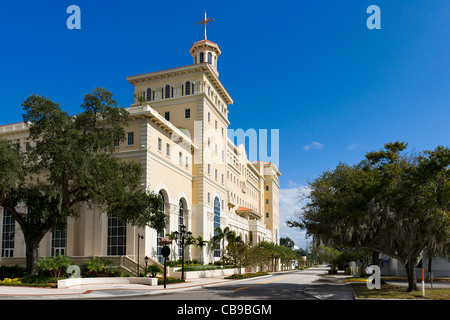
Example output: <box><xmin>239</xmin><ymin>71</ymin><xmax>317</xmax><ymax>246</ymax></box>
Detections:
<box><xmin>111</xmin><ymin>266</ymin><xmax>354</xmax><ymax>300</ymax></box>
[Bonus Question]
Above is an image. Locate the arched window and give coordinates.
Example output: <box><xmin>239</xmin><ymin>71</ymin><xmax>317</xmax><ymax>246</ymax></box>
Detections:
<box><xmin>199</xmin><ymin>52</ymin><xmax>204</xmax><ymax>63</ymax></box>
<box><xmin>156</xmin><ymin>191</ymin><xmax>166</xmax><ymax>263</ymax></box>
<box><xmin>146</xmin><ymin>88</ymin><xmax>152</xmax><ymax>101</ymax></box>
<box><xmin>213</xmin><ymin>197</ymin><xmax>220</xmax><ymax>257</ymax></box>
<box><xmin>165</xmin><ymin>84</ymin><xmax>171</xmax><ymax>99</ymax></box>
<box><xmin>208</xmin><ymin>52</ymin><xmax>212</xmax><ymax>65</ymax></box>
<box><xmin>178</xmin><ymin>200</ymin><xmax>185</xmax><ymax>257</ymax></box>
<box><xmin>185</xmin><ymin>81</ymin><xmax>191</xmax><ymax>96</ymax></box>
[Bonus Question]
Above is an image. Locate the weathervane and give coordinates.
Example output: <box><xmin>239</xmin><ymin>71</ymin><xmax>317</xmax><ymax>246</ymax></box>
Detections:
<box><xmin>197</xmin><ymin>11</ymin><xmax>214</xmax><ymax>40</ymax></box>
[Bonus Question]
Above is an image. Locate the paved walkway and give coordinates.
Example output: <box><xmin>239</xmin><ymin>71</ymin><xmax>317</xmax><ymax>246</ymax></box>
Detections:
<box><xmin>0</xmin><ymin>277</ymin><xmax>235</xmax><ymax>299</ymax></box>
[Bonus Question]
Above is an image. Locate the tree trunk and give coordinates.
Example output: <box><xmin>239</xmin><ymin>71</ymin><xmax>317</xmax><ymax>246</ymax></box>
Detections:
<box><xmin>371</xmin><ymin>251</ymin><xmax>380</xmax><ymax>266</ymax></box>
<box><xmin>405</xmin><ymin>259</ymin><xmax>419</xmax><ymax>292</ymax></box>
<box><xmin>25</xmin><ymin>239</ymin><xmax>40</xmax><ymax>276</ymax></box>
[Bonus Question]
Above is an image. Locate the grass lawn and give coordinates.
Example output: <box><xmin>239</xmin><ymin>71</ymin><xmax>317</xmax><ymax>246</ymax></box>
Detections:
<box><xmin>351</xmin><ymin>282</ymin><xmax>450</xmax><ymax>300</ymax></box>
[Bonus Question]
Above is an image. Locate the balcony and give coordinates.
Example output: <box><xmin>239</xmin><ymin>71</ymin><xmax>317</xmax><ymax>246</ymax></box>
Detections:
<box><xmin>236</xmin><ymin>206</ymin><xmax>262</xmax><ymax>220</ymax></box>
<box><xmin>228</xmin><ymin>194</ymin><xmax>236</xmax><ymax>208</ymax></box>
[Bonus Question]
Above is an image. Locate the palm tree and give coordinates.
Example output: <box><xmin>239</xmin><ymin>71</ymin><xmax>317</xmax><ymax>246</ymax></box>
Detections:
<box><xmin>185</xmin><ymin>235</ymin><xmax>196</xmax><ymax>264</ymax></box>
<box><xmin>211</xmin><ymin>226</ymin><xmax>232</xmax><ymax>268</ymax></box>
<box><xmin>195</xmin><ymin>236</ymin><xmax>208</xmax><ymax>264</ymax></box>
<box><xmin>226</xmin><ymin>231</ymin><xmax>243</xmax><ymax>267</ymax></box>
<box><xmin>195</xmin><ymin>235</ymin><xmax>208</xmax><ymax>249</ymax></box>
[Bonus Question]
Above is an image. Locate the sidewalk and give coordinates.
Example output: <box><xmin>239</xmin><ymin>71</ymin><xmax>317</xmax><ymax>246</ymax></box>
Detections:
<box><xmin>305</xmin><ymin>271</ymin><xmax>357</xmax><ymax>300</ymax></box>
<box><xmin>0</xmin><ymin>277</ymin><xmax>235</xmax><ymax>300</ymax></box>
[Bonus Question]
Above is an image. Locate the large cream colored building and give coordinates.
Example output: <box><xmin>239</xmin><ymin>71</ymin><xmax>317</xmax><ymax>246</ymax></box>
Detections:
<box><xmin>0</xmin><ymin>30</ymin><xmax>280</xmax><ymax>271</ymax></box>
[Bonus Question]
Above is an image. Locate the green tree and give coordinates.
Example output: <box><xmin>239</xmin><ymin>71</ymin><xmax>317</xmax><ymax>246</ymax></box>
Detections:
<box><xmin>280</xmin><ymin>237</ymin><xmax>295</xmax><ymax>249</ymax></box>
<box><xmin>211</xmin><ymin>226</ymin><xmax>232</xmax><ymax>267</ymax></box>
<box><xmin>288</xmin><ymin>142</ymin><xmax>450</xmax><ymax>291</ymax></box>
<box><xmin>0</xmin><ymin>88</ymin><xmax>166</xmax><ymax>275</ymax></box>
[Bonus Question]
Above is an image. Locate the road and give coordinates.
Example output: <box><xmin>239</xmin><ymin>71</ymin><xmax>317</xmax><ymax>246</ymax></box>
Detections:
<box><xmin>115</xmin><ymin>265</ymin><xmax>350</xmax><ymax>300</ymax></box>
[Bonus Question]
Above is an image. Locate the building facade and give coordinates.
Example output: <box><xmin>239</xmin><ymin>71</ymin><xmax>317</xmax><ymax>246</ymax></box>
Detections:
<box><xmin>0</xmin><ymin>33</ymin><xmax>281</xmax><ymax>270</ymax></box>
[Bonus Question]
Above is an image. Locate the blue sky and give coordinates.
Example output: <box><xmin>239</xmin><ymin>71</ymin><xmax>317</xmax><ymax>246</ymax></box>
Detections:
<box><xmin>1</xmin><ymin>1</ymin><xmax>449</xmax><ymax>249</ymax></box>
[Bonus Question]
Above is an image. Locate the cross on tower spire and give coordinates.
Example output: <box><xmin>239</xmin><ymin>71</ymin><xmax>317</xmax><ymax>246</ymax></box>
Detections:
<box><xmin>197</xmin><ymin>11</ymin><xmax>214</xmax><ymax>40</ymax></box>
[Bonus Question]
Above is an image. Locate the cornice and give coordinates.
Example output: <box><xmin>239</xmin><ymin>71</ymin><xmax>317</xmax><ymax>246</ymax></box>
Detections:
<box><xmin>127</xmin><ymin>63</ymin><xmax>233</xmax><ymax>105</ymax></box>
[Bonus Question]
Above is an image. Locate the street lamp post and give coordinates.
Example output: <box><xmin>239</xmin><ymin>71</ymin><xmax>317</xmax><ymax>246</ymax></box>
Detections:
<box><xmin>173</xmin><ymin>225</ymin><xmax>192</xmax><ymax>281</ymax></box>
<box><xmin>137</xmin><ymin>233</ymin><xmax>144</xmax><ymax>276</ymax></box>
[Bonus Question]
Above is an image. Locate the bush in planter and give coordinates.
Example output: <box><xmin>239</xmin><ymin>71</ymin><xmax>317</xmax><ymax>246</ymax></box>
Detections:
<box><xmin>225</xmin><ymin>271</ymin><xmax>269</xmax><ymax>279</ymax></box>
<box><xmin>167</xmin><ymin>259</ymin><xmax>200</xmax><ymax>267</ymax></box>
<box><xmin>81</xmin><ymin>257</ymin><xmax>116</xmax><ymax>277</ymax></box>
<box><xmin>36</xmin><ymin>254</ymin><xmax>74</xmax><ymax>280</ymax></box>
<box><xmin>157</xmin><ymin>276</ymin><xmax>184</xmax><ymax>285</ymax></box>
<box><xmin>142</xmin><ymin>264</ymin><xmax>163</xmax><ymax>278</ymax></box>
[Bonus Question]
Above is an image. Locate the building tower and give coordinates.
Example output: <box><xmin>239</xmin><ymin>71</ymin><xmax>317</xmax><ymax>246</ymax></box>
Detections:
<box><xmin>189</xmin><ymin>11</ymin><xmax>221</xmax><ymax>76</ymax></box>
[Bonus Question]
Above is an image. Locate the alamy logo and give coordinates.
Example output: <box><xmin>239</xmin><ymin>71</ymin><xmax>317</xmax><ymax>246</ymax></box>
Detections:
<box><xmin>365</xmin><ymin>265</ymin><xmax>381</xmax><ymax>289</ymax></box>
<box><xmin>67</xmin><ymin>5</ymin><xmax>81</xmax><ymax>30</ymax></box>
<box><xmin>366</xmin><ymin>5</ymin><xmax>381</xmax><ymax>30</ymax></box>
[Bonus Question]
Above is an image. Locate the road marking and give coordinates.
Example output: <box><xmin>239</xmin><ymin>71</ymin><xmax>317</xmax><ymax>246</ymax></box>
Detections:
<box><xmin>233</xmin><ymin>276</ymin><xmax>290</xmax><ymax>292</ymax></box>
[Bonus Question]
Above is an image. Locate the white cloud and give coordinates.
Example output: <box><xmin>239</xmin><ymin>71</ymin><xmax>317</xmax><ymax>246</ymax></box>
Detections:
<box><xmin>303</xmin><ymin>141</ymin><xmax>324</xmax><ymax>151</ymax></box>
<box><xmin>347</xmin><ymin>143</ymin><xmax>359</xmax><ymax>150</ymax></box>
<box><xmin>278</xmin><ymin>185</ymin><xmax>311</xmax><ymax>249</ymax></box>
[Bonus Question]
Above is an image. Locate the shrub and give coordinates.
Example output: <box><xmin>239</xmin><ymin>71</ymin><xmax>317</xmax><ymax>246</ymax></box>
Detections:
<box><xmin>175</xmin><ymin>265</ymin><xmax>220</xmax><ymax>272</ymax></box>
<box><xmin>157</xmin><ymin>276</ymin><xmax>184</xmax><ymax>285</ymax></box>
<box><xmin>81</xmin><ymin>257</ymin><xmax>118</xmax><ymax>277</ymax></box>
<box><xmin>0</xmin><ymin>265</ymin><xmax>27</xmax><ymax>280</ymax></box>
<box><xmin>36</xmin><ymin>255</ymin><xmax>74</xmax><ymax>280</ymax></box>
<box><xmin>142</xmin><ymin>264</ymin><xmax>163</xmax><ymax>277</ymax></box>
<box><xmin>0</xmin><ymin>278</ymin><xmax>21</xmax><ymax>285</ymax></box>
<box><xmin>225</xmin><ymin>271</ymin><xmax>269</xmax><ymax>279</ymax></box>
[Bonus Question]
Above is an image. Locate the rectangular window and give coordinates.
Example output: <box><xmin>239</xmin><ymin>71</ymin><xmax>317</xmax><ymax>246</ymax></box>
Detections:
<box><xmin>127</xmin><ymin>132</ymin><xmax>134</xmax><ymax>146</ymax></box>
<box><xmin>185</xmin><ymin>156</ymin><xmax>189</xmax><ymax>168</ymax></box>
<box><xmin>1</xmin><ymin>208</ymin><xmax>15</xmax><ymax>257</ymax></box>
<box><xmin>265</xmin><ymin>186</ymin><xmax>269</xmax><ymax>191</ymax></box>
<box><xmin>215</xmin><ymin>169</ymin><xmax>218</xmax><ymax>180</ymax></box>
<box><xmin>215</xmin><ymin>120</ymin><xmax>217</xmax><ymax>130</ymax></box>
<box><xmin>166</xmin><ymin>143</ymin><xmax>170</xmax><ymax>156</ymax></box>
<box><xmin>185</xmin><ymin>109</ymin><xmax>191</xmax><ymax>119</ymax></box>
<box><xmin>208</xmin><ymin>164</ymin><xmax>210</xmax><ymax>175</ymax></box>
<box><xmin>266</xmin><ymin>199</ymin><xmax>269</xmax><ymax>204</ymax></box>
<box><xmin>107</xmin><ymin>214</ymin><xmax>127</xmax><ymax>256</ymax></box>
<box><xmin>208</xmin><ymin>192</ymin><xmax>210</xmax><ymax>204</ymax></box>
<box><xmin>158</xmin><ymin>138</ymin><xmax>162</xmax><ymax>151</ymax></box>
<box><xmin>208</xmin><ymin>112</ymin><xmax>211</xmax><ymax>123</ymax></box>
<box><xmin>179</xmin><ymin>152</ymin><xmax>182</xmax><ymax>164</ymax></box>
<box><xmin>51</xmin><ymin>218</ymin><xmax>67</xmax><ymax>256</ymax></box>
<box><xmin>113</xmin><ymin>135</ymin><xmax>120</xmax><ymax>148</ymax></box>
<box><xmin>164</xmin><ymin>112</ymin><xmax>170</xmax><ymax>121</ymax></box>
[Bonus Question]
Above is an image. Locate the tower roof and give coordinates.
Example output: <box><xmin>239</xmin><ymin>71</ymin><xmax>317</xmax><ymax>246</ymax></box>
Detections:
<box><xmin>189</xmin><ymin>39</ymin><xmax>221</xmax><ymax>56</ymax></box>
